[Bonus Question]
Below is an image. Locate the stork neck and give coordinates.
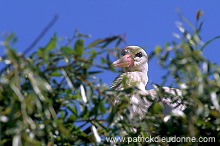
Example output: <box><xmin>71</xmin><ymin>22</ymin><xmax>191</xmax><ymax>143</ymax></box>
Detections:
<box><xmin>121</xmin><ymin>62</ymin><xmax>149</xmax><ymax>90</ymax></box>
<box><xmin>123</xmin><ymin>70</ymin><xmax>148</xmax><ymax>91</ymax></box>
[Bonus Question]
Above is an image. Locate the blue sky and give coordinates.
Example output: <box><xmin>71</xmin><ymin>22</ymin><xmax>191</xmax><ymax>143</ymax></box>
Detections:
<box><xmin>1</xmin><ymin>0</ymin><xmax>220</xmax><ymax>88</ymax></box>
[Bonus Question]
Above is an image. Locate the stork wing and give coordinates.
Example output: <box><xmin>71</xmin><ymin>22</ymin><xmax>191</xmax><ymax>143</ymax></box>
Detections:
<box><xmin>110</xmin><ymin>74</ymin><xmax>124</xmax><ymax>90</ymax></box>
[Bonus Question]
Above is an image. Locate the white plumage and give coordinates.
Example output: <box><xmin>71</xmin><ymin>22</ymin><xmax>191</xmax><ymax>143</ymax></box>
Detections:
<box><xmin>111</xmin><ymin>46</ymin><xmax>148</xmax><ymax>91</ymax></box>
<box><xmin>111</xmin><ymin>46</ymin><xmax>185</xmax><ymax>121</ymax></box>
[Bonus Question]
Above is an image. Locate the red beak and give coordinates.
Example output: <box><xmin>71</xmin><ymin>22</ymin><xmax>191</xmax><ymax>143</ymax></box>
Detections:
<box><xmin>112</xmin><ymin>54</ymin><xmax>134</xmax><ymax>67</ymax></box>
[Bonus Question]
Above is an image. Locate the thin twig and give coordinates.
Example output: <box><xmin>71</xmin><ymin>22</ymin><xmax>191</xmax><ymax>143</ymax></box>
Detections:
<box><xmin>0</xmin><ymin>15</ymin><xmax>59</xmax><ymax>75</ymax></box>
<box><xmin>23</xmin><ymin>14</ymin><xmax>59</xmax><ymax>55</ymax></box>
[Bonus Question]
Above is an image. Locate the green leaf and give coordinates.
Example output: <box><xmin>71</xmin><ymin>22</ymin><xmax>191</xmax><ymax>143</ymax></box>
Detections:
<box><xmin>7</xmin><ymin>48</ymin><xmax>19</xmax><ymax>62</ymax></box>
<box><xmin>201</xmin><ymin>35</ymin><xmax>220</xmax><ymax>51</ymax></box>
<box><xmin>149</xmin><ymin>103</ymin><xmax>162</xmax><ymax>114</ymax></box>
<box><xmin>74</xmin><ymin>39</ymin><xmax>84</xmax><ymax>58</ymax></box>
<box><xmin>90</xmin><ymin>49</ymin><xmax>97</xmax><ymax>58</ymax></box>
<box><xmin>86</xmin><ymin>39</ymin><xmax>103</xmax><ymax>48</ymax></box>
<box><xmin>155</xmin><ymin>45</ymin><xmax>161</xmax><ymax>55</ymax></box>
<box><xmin>45</xmin><ymin>33</ymin><xmax>57</xmax><ymax>51</ymax></box>
<box><xmin>102</xmin><ymin>36</ymin><xmax>119</xmax><ymax>48</ymax></box>
<box><xmin>37</xmin><ymin>48</ymin><xmax>44</xmax><ymax>58</ymax></box>
<box><xmin>67</xmin><ymin>115</ymin><xmax>77</xmax><ymax>122</ymax></box>
<box><xmin>101</xmin><ymin>57</ymin><xmax>106</xmax><ymax>64</ymax></box>
<box><xmin>37</xmin><ymin>34</ymin><xmax>57</xmax><ymax>60</ymax></box>
<box><xmin>60</xmin><ymin>46</ymin><xmax>74</xmax><ymax>54</ymax></box>
<box><xmin>0</xmin><ymin>139</ymin><xmax>9</xmax><ymax>145</ymax></box>
<box><xmin>98</xmin><ymin>101</ymin><xmax>106</xmax><ymax>113</ymax></box>
<box><xmin>87</xmin><ymin>71</ymin><xmax>102</xmax><ymax>75</ymax></box>
<box><xmin>51</xmin><ymin>71</ymin><xmax>62</xmax><ymax>76</ymax></box>
<box><xmin>108</xmin><ymin>110</ymin><xmax>116</xmax><ymax>124</ymax></box>
<box><xmin>5</xmin><ymin>33</ymin><xmax>17</xmax><ymax>46</ymax></box>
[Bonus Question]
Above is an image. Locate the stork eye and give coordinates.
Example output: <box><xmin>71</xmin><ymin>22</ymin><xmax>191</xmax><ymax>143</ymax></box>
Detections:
<box><xmin>135</xmin><ymin>52</ymin><xmax>142</xmax><ymax>58</ymax></box>
<box><xmin>121</xmin><ymin>49</ymin><xmax>129</xmax><ymax>56</ymax></box>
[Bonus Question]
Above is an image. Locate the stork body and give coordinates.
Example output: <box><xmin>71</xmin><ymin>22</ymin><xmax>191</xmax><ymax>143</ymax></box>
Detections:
<box><xmin>111</xmin><ymin>46</ymin><xmax>185</xmax><ymax>121</ymax></box>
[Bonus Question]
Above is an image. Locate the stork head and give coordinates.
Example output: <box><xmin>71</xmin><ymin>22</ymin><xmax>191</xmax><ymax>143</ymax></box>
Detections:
<box><xmin>113</xmin><ymin>46</ymin><xmax>148</xmax><ymax>72</ymax></box>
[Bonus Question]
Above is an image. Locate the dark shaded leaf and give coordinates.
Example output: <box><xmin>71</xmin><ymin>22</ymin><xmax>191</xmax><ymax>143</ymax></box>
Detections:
<box><xmin>196</xmin><ymin>10</ymin><xmax>204</xmax><ymax>21</ymax></box>
<box><xmin>88</xmin><ymin>71</ymin><xmax>102</xmax><ymax>75</ymax></box>
<box><xmin>201</xmin><ymin>35</ymin><xmax>220</xmax><ymax>51</ymax></box>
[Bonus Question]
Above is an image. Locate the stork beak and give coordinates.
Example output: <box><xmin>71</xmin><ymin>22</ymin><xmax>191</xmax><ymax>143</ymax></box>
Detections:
<box><xmin>112</xmin><ymin>54</ymin><xmax>134</xmax><ymax>67</ymax></box>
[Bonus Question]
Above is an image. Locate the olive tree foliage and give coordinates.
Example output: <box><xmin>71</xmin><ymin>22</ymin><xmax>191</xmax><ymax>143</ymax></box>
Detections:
<box><xmin>152</xmin><ymin>11</ymin><xmax>220</xmax><ymax>142</ymax></box>
<box><xmin>0</xmin><ymin>11</ymin><xmax>220</xmax><ymax>145</ymax></box>
<box><xmin>0</xmin><ymin>29</ymin><xmax>127</xmax><ymax>145</ymax></box>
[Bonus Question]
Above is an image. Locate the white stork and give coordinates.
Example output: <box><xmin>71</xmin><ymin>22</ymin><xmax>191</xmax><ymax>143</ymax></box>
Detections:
<box><xmin>111</xmin><ymin>46</ymin><xmax>185</xmax><ymax>122</ymax></box>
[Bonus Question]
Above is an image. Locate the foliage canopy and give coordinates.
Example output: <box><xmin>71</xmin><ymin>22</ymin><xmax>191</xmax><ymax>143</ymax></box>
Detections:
<box><xmin>0</xmin><ymin>11</ymin><xmax>220</xmax><ymax>145</ymax></box>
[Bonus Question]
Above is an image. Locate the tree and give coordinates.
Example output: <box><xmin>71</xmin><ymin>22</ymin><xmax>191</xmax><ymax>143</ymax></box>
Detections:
<box><xmin>0</xmin><ymin>11</ymin><xmax>219</xmax><ymax>145</ymax></box>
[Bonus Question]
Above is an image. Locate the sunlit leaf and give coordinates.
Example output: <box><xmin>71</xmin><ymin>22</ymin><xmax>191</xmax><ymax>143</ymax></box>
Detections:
<box><xmin>45</xmin><ymin>33</ymin><xmax>57</xmax><ymax>51</ymax></box>
<box><xmin>155</xmin><ymin>45</ymin><xmax>161</xmax><ymax>55</ymax></box>
<box><xmin>74</xmin><ymin>39</ymin><xmax>84</xmax><ymax>58</ymax></box>
<box><xmin>86</xmin><ymin>39</ymin><xmax>103</xmax><ymax>48</ymax></box>
<box><xmin>91</xmin><ymin>125</ymin><xmax>101</xmax><ymax>143</ymax></box>
<box><xmin>51</xmin><ymin>70</ymin><xmax>62</xmax><ymax>76</ymax></box>
<box><xmin>80</xmin><ymin>84</ymin><xmax>88</xmax><ymax>104</ymax></box>
<box><xmin>60</xmin><ymin>46</ymin><xmax>74</xmax><ymax>54</ymax></box>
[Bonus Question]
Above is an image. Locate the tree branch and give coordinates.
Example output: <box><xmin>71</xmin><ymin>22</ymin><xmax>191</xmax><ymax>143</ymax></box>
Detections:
<box><xmin>23</xmin><ymin>14</ymin><xmax>59</xmax><ymax>55</ymax></box>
